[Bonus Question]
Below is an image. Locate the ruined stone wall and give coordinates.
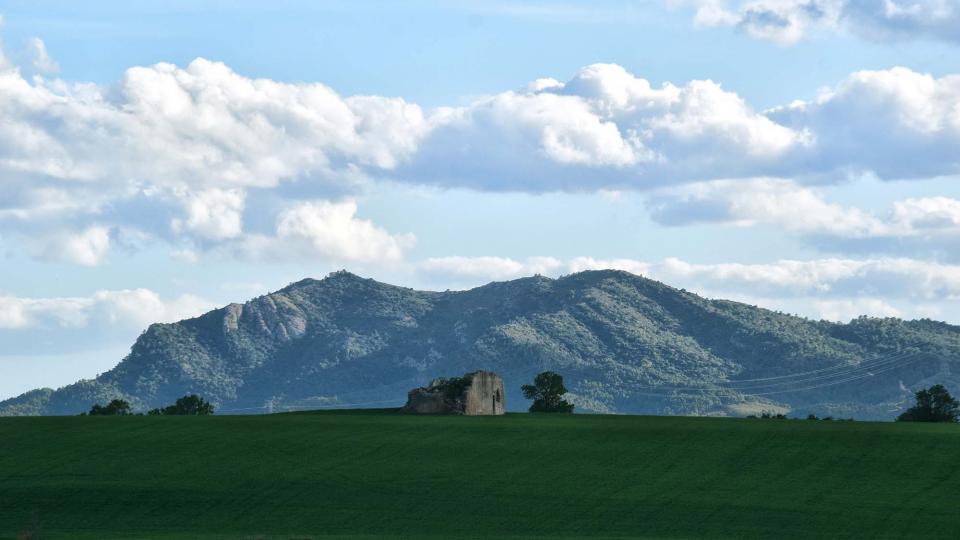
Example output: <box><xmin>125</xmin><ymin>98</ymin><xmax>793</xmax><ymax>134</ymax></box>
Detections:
<box><xmin>463</xmin><ymin>371</ymin><xmax>505</xmax><ymax>415</ymax></box>
<box><xmin>402</xmin><ymin>370</ymin><xmax>505</xmax><ymax>415</ymax></box>
<box><xmin>402</xmin><ymin>388</ymin><xmax>449</xmax><ymax>414</ymax></box>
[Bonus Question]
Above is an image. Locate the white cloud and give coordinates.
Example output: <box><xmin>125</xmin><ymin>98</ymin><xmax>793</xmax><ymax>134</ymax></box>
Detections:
<box><xmin>647</xmin><ymin>178</ymin><xmax>960</xmax><ymax>255</ymax></box>
<box><xmin>415</xmin><ymin>254</ymin><xmax>960</xmax><ymax>321</ymax></box>
<box><xmin>815</xmin><ymin>298</ymin><xmax>902</xmax><ymax>322</ymax></box>
<box><xmin>233</xmin><ymin>200</ymin><xmax>415</xmax><ymax>263</ymax></box>
<box><xmin>402</xmin><ymin>63</ymin><xmax>805</xmax><ymax>190</ymax></box>
<box><xmin>657</xmin><ymin>256</ymin><xmax>960</xmax><ymax>300</ymax></box>
<box><xmin>27</xmin><ymin>37</ymin><xmax>58</xmax><ymax>74</ymax></box>
<box><xmin>420</xmin><ymin>256</ymin><xmax>564</xmax><ymax>281</ymax></box>
<box><xmin>0</xmin><ymin>37</ymin><xmax>959</xmax><ymax>266</ymax></box>
<box><xmin>402</xmin><ymin>64</ymin><xmax>960</xmax><ymax>190</ymax></box>
<box><xmin>0</xmin><ymin>52</ymin><xmax>954</xmax><ymax>201</ymax></box>
<box><xmin>770</xmin><ymin>67</ymin><xmax>960</xmax><ymax>180</ymax></box>
<box><xmin>648</xmin><ymin>178</ymin><xmax>888</xmax><ymax>236</ymax></box>
<box><xmin>30</xmin><ymin>226</ymin><xmax>111</xmax><ymax>266</ymax></box>
<box><xmin>892</xmin><ymin>196</ymin><xmax>960</xmax><ymax>233</ymax></box>
<box><xmin>679</xmin><ymin>0</ymin><xmax>960</xmax><ymax>44</ymax></box>
<box><xmin>0</xmin><ymin>56</ymin><xmax>429</xmax><ymax>249</ymax></box>
<box><xmin>0</xmin><ymin>289</ymin><xmax>215</xmax><ymax>330</ymax></box>
<box><xmin>171</xmin><ymin>188</ymin><xmax>245</xmax><ymax>240</ymax></box>
<box><xmin>419</xmin><ymin>256</ymin><xmax>654</xmax><ymax>284</ymax></box>
<box><xmin>90</xmin><ymin>289</ymin><xmax>214</xmax><ymax>328</ymax></box>
<box><xmin>565</xmin><ymin>256</ymin><xmax>653</xmax><ymax>275</ymax></box>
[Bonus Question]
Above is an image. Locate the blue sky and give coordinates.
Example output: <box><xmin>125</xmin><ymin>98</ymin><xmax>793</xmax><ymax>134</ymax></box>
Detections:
<box><xmin>2</xmin><ymin>0</ymin><xmax>960</xmax><ymax>400</ymax></box>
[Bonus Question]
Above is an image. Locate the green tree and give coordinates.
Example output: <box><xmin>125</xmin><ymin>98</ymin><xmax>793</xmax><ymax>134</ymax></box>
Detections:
<box><xmin>896</xmin><ymin>385</ymin><xmax>959</xmax><ymax>423</ymax></box>
<box><xmin>88</xmin><ymin>399</ymin><xmax>132</xmax><ymax>416</ymax></box>
<box><xmin>147</xmin><ymin>394</ymin><xmax>214</xmax><ymax>416</ymax></box>
<box><xmin>522</xmin><ymin>371</ymin><xmax>574</xmax><ymax>413</ymax></box>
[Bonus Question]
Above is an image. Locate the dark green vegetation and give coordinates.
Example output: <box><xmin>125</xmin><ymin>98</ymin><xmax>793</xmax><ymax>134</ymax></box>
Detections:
<box><xmin>522</xmin><ymin>371</ymin><xmax>575</xmax><ymax>412</ymax></box>
<box><xmin>897</xmin><ymin>384</ymin><xmax>959</xmax><ymax>423</ymax></box>
<box><xmin>3</xmin><ymin>412</ymin><xmax>959</xmax><ymax>539</ymax></box>
<box><xmin>147</xmin><ymin>394</ymin><xmax>215</xmax><ymax>416</ymax></box>
<box><xmin>3</xmin><ymin>270</ymin><xmax>960</xmax><ymax>419</ymax></box>
<box><xmin>86</xmin><ymin>399</ymin><xmax>132</xmax><ymax>416</ymax></box>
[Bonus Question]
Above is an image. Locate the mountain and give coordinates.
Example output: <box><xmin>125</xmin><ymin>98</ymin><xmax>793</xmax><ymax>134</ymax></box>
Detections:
<box><xmin>3</xmin><ymin>270</ymin><xmax>959</xmax><ymax>419</ymax></box>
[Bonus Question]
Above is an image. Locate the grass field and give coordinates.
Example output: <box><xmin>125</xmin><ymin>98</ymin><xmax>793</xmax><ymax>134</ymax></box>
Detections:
<box><xmin>2</xmin><ymin>410</ymin><xmax>959</xmax><ymax>539</ymax></box>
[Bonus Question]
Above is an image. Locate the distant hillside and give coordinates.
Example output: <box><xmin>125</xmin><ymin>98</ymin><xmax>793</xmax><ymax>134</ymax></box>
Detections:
<box><xmin>3</xmin><ymin>270</ymin><xmax>959</xmax><ymax>419</ymax></box>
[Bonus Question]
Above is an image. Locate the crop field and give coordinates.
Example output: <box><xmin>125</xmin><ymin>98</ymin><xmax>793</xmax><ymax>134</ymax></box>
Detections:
<box><xmin>2</xmin><ymin>410</ymin><xmax>959</xmax><ymax>539</ymax></box>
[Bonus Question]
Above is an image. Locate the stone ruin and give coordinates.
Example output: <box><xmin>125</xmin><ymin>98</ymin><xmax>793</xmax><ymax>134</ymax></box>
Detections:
<box><xmin>402</xmin><ymin>370</ymin><xmax>505</xmax><ymax>415</ymax></box>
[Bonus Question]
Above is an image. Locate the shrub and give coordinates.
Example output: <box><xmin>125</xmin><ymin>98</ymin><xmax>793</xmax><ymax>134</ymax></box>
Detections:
<box><xmin>148</xmin><ymin>394</ymin><xmax>214</xmax><ymax>416</ymax></box>
<box><xmin>87</xmin><ymin>399</ymin><xmax>132</xmax><ymax>416</ymax></box>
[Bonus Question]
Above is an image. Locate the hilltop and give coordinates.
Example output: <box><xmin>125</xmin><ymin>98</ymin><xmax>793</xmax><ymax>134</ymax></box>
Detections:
<box><xmin>2</xmin><ymin>270</ymin><xmax>959</xmax><ymax>418</ymax></box>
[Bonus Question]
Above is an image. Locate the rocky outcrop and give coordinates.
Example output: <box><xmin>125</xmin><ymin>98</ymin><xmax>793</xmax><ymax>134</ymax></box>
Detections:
<box><xmin>402</xmin><ymin>371</ymin><xmax>505</xmax><ymax>415</ymax></box>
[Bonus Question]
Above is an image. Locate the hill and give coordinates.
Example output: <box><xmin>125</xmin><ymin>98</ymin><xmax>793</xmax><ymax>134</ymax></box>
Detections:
<box><xmin>2</xmin><ymin>269</ymin><xmax>960</xmax><ymax>419</ymax></box>
<box><xmin>3</xmin><ymin>412</ymin><xmax>959</xmax><ymax>539</ymax></box>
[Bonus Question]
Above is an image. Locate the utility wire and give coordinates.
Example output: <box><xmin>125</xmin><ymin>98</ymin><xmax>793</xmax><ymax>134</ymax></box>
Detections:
<box><xmin>623</xmin><ymin>351</ymin><xmax>921</xmax><ymax>393</ymax></box>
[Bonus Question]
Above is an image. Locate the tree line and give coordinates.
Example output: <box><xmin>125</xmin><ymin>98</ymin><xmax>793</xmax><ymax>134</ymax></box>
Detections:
<box><xmin>84</xmin><ymin>394</ymin><xmax>214</xmax><ymax>416</ymax></box>
<box><xmin>80</xmin><ymin>375</ymin><xmax>958</xmax><ymax>422</ymax></box>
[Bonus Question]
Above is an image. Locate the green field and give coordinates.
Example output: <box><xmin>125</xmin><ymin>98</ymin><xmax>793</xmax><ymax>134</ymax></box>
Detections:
<box><xmin>2</xmin><ymin>411</ymin><xmax>959</xmax><ymax>539</ymax></box>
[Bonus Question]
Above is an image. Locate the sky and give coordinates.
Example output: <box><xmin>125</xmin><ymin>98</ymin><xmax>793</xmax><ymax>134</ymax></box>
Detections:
<box><xmin>2</xmin><ymin>0</ymin><xmax>960</xmax><ymax>400</ymax></box>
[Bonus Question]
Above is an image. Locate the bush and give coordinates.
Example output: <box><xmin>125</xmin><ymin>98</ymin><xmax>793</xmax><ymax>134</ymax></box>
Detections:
<box><xmin>148</xmin><ymin>394</ymin><xmax>214</xmax><ymax>416</ymax></box>
<box><xmin>87</xmin><ymin>399</ymin><xmax>132</xmax><ymax>416</ymax></box>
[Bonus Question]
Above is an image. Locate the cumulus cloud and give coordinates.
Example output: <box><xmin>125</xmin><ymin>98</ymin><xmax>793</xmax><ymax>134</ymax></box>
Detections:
<box><xmin>0</xmin><ymin>289</ymin><xmax>215</xmax><ymax>330</ymax></box>
<box><xmin>402</xmin><ymin>63</ymin><xmax>805</xmax><ymax>190</ymax></box>
<box><xmin>893</xmin><ymin>196</ymin><xmax>960</xmax><ymax>233</ymax></box>
<box><xmin>420</xmin><ymin>256</ymin><xmax>565</xmax><ymax>281</ymax></box>
<box><xmin>0</xmin><ymin>56</ymin><xmax>426</xmax><ymax>192</ymax></box>
<box><xmin>171</xmin><ymin>188</ymin><xmax>245</xmax><ymax>241</ymax></box>
<box><xmin>647</xmin><ymin>178</ymin><xmax>960</xmax><ymax>257</ymax></box>
<box><xmin>770</xmin><ymin>67</ymin><xmax>960</xmax><ymax>180</ymax></box>
<box><xmin>655</xmin><ymin>256</ymin><xmax>960</xmax><ymax>300</ymax></box>
<box><xmin>232</xmin><ymin>200</ymin><xmax>415</xmax><ymax>263</ymax></box>
<box><xmin>419</xmin><ymin>256</ymin><xmax>656</xmax><ymax>283</ymax></box>
<box><xmin>648</xmin><ymin>178</ymin><xmax>888</xmax><ymax>236</ymax></box>
<box><xmin>0</xmin><ymin>53</ymin><xmax>428</xmax><ymax>263</ymax></box>
<box><xmin>402</xmin><ymin>64</ymin><xmax>960</xmax><ymax>190</ymax></box>
<box><xmin>0</xmin><ymin>31</ymin><xmax>959</xmax><ymax>265</ymax></box>
<box><xmin>416</xmin><ymin>254</ymin><xmax>960</xmax><ymax>321</ymax></box>
<box><xmin>815</xmin><ymin>298</ymin><xmax>902</xmax><ymax>321</ymax></box>
<box><xmin>29</xmin><ymin>226</ymin><xmax>112</xmax><ymax>266</ymax></box>
<box><xmin>680</xmin><ymin>0</ymin><xmax>960</xmax><ymax>44</ymax></box>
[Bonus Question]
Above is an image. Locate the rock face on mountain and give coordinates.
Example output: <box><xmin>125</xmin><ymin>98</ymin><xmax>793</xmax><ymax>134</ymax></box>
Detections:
<box><xmin>403</xmin><ymin>371</ymin><xmax>505</xmax><ymax>415</ymax></box>
<box><xmin>2</xmin><ymin>269</ymin><xmax>960</xmax><ymax>419</ymax></box>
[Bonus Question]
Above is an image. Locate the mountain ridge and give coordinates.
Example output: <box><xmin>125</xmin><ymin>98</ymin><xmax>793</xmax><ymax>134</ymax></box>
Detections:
<box><xmin>3</xmin><ymin>269</ymin><xmax>958</xmax><ymax>419</ymax></box>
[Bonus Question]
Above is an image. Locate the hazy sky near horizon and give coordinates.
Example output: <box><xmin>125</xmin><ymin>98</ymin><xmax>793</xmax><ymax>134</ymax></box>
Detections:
<box><xmin>2</xmin><ymin>0</ymin><xmax>960</xmax><ymax>399</ymax></box>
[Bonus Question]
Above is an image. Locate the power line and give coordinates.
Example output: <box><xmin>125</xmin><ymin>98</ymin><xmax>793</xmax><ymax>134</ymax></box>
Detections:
<box><xmin>712</xmin><ymin>349</ymin><xmax>918</xmax><ymax>383</ymax></box>
<box><xmin>620</xmin><ymin>351</ymin><xmax>922</xmax><ymax>393</ymax></box>
<box><xmin>614</xmin><ymin>353</ymin><xmax>924</xmax><ymax>397</ymax></box>
<box><xmin>717</xmin><ymin>351</ymin><xmax>922</xmax><ymax>390</ymax></box>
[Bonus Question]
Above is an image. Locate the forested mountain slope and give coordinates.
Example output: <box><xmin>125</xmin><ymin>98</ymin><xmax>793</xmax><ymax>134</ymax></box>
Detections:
<box><xmin>3</xmin><ymin>270</ymin><xmax>958</xmax><ymax>419</ymax></box>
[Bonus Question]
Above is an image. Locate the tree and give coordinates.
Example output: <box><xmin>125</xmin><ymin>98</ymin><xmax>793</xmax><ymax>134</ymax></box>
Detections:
<box><xmin>147</xmin><ymin>394</ymin><xmax>215</xmax><ymax>416</ymax></box>
<box><xmin>88</xmin><ymin>399</ymin><xmax>132</xmax><ymax>416</ymax></box>
<box><xmin>897</xmin><ymin>385</ymin><xmax>959</xmax><ymax>423</ymax></box>
<box><xmin>522</xmin><ymin>371</ymin><xmax>574</xmax><ymax>413</ymax></box>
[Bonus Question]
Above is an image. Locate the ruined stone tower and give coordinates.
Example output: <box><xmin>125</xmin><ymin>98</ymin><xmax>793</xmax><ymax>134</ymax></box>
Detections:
<box><xmin>402</xmin><ymin>370</ymin><xmax>505</xmax><ymax>415</ymax></box>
